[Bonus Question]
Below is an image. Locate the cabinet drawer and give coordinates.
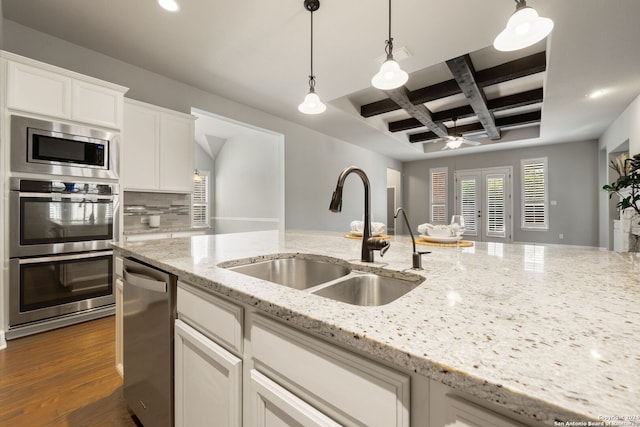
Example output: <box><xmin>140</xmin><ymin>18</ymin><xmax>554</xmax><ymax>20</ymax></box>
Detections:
<box><xmin>177</xmin><ymin>282</ymin><xmax>243</xmax><ymax>355</ymax></box>
<box><xmin>251</xmin><ymin>315</ymin><xmax>410</xmax><ymax>427</ymax></box>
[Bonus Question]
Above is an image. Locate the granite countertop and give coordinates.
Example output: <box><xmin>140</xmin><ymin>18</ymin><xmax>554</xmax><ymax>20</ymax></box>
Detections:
<box><xmin>112</xmin><ymin>230</ymin><xmax>640</xmax><ymax>425</ymax></box>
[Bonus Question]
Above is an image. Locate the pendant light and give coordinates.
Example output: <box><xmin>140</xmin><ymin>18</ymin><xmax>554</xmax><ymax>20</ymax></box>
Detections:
<box><xmin>493</xmin><ymin>0</ymin><xmax>554</xmax><ymax>52</ymax></box>
<box><xmin>371</xmin><ymin>0</ymin><xmax>408</xmax><ymax>90</ymax></box>
<box><xmin>298</xmin><ymin>0</ymin><xmax>326</xmax><ymax>115</ymax></box>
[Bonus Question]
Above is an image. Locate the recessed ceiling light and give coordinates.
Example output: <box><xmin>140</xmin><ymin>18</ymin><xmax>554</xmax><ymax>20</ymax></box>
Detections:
<box><xmin>158</xmin><ymin>0</ymin><xmax>180</xmax><ymax>12</ymax></box>
<box><xmin>587</xmin><ymin>89</ymin><xmax>607</xmax><ymax>99</ymax></box>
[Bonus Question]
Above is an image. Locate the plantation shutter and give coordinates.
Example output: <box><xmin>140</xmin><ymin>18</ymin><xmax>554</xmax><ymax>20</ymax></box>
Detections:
<box><xmin>459</xmin><ymin>177</ymin><xmax>477</xmax><ymax>236</ymax></box>
<box><xmin>521</xmin><ymin>158</ymin><xmax>548</xmax><ymax>229</ymax></box>
<box><xmin>486</xmin><ymin>174</ymin><xmax>506</xmax><ymax>238</ymax></box>
<box><xmin>192</xmin><ymin>172</ymin><xmax>209</xmax><ymax>227</ymax></box>
<box><xmin>430</xmin><ymin>168</ymin><xmax>447</xmax><ymax>224</ymax></box>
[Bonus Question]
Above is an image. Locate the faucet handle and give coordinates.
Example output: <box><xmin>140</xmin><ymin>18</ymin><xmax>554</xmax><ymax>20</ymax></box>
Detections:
<box><xmin>367</xmin><ymin>237</ymin><xmax>390</xmax><ymax>257</ymax></box>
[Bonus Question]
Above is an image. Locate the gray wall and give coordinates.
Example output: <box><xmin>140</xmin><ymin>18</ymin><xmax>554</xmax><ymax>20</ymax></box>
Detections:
<box><xmin>403</xmin><ymin>140</ymin><xmax>600</xmax><ymax>246</ymax></box>
<box><xmin>2</xmin><ymin>19</ymin><xmax>401</xmax><ymax>233</ymax></box>
<box><xmin>214</xmin><ymin>132</ymin><xmax>280</xmax><ymax>233</ymax></box>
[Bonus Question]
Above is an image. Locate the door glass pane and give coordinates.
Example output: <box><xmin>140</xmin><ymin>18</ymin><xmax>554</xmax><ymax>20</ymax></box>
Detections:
<box><xmin>460</xmin><ymin>178</ymin><xmax>477</xmax><ymax>236</ymax></box>
<box><xmin>486</xmin><ymin>174</ymin><xmax>506</xmax><ymax>238</ymax></box>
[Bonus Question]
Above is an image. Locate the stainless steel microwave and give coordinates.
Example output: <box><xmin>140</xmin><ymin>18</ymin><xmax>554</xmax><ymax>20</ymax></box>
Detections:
<box><xmin>11</xmin><ymin>115</ymin><xmax>119</xmax><ymax>179</ymax></box>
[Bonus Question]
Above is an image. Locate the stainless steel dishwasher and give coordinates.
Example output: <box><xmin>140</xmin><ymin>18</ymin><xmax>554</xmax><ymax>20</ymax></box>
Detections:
<box><xmin>123</xmin><ymin>257</ymin><xmax>177</xmax><ymax>427</ymax></box>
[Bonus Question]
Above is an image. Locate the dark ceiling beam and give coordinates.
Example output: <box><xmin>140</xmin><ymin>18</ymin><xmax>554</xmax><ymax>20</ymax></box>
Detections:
<box><xmin>475</xmin><ymin>51</ymin><xmax>547</xmax><ymax>88</ymax></box>
<box><xmin>446</xmin><ymin>54</ymin><xmax>500</xmax><ymax>140</ymax></box>
<box><xmin>389</xmin><ymin>88</ymin><xmax>544</xmax><ymax>133</ymax></box>
<box><xmin>408</xmin><ymin>110</ymin><xmax>541</xmax><ymax>143</ymax></box>
<box><xmin>360</xmin><ymin>51</ymin><xmax>546</xmax><ymax>119</ymax></box>
<box><xmin>487</xmin><ymin>88</ymin><xmax>543</xmax><ymax>111</ymax></box>
<box><xmin>384</xmin><ymin>87</ymin><xmax>449</xmax><ymax>138</ymax></box>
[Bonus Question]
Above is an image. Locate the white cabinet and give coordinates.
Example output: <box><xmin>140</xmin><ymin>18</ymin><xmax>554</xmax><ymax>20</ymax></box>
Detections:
<box><xmin>250</xmin><ymin>369</ymin><xmax>342</xmax><ymax>427</ymax></box>
<box><xmin>430</xmin><ymin>381</ymin><xmax>530</xmax><ymax>427</ymax></box>
<box><xmin>176</xmin><ymin>282</ymin><xmax>244</xmax><ymax>427</ymax></box>
<box><xmin>251</xmin><ymin>315</ymin><xmax>410</xmax><ymax>427</ymax></box>
<box><xmin>175</xmin><ymin>319</ymin><xmax>242</xmax><ymax>427</ymax></box>
<box><xmin>123</xmin><ymin>99</ymin><xmax>195</xmax><ymax>193</ymax></box>
<box><xmin>4</xmin><ymin>54</ymin><xmax>126</xmax><ymax>129</ymax></box>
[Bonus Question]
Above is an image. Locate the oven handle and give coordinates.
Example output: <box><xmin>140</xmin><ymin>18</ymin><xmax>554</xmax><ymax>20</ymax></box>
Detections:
<box><xmin>17</xmin><ymin>192</ymin><xmax>115</xmax><ymax>201</ymax></box>
<box><xmin>123</xmin><ymin>269</ymin><xmax>168</xmax><ymax>293</ymax></box>
<box><xmin>17</xmin><ymin>250</ymin><xmax>114</xmax><ymax>265</ymax></box>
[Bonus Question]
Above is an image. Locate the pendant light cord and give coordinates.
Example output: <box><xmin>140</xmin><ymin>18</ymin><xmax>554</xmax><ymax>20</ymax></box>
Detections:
<box><xmin>308</xmin><ymin>8</ymin><xmax>316</xmax><ymax>90</ymax></box>
<box><xmin>385</xmin><ymin>0</ymin><xmax>394</xmax><ymax>60</ymax></box>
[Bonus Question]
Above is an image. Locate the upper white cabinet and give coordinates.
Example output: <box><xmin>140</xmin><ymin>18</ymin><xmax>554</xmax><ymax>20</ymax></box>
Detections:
<box><xmin>4</xmin><ymin>53</ymin><xmax>127</xmax><ymax>129</ymax></box>
<box><xmin>123</xmin><ymin>99</ymin><xmax>195</xmax><ymax>193</ymax></box>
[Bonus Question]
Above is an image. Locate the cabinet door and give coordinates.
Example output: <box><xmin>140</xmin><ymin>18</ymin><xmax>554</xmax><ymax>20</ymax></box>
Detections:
<box><xmin>250</xmin><ymin>370</ymin><xmax>342</xmax><ymax>427</ymax></box>
<box><xmin>159</xmin><ymin>112</ymin><xmax>194</xmax><ymax>192</ymax></box>
<box><xmin>7</xmin><ymin>61</ymin><xmax>71</xmax><ymax>119</ymax></box>
<box><xmin>72</xmin><ymin>80</ymin><xmax>122</xmax><ymax>129</ymax></box>
<box><xmin>441</xmin><ymin>394</ymin><xmax>525</xmax><ymax>427</ymax></box>
<box><xmin>123</xmin><ymin>102</ymin><xmax>160</xmax><ymax>190</ymax></box>
<box><xmin>175</xmin><ymin>319</ymin><xmax>242</xmax><ymax>427</ymax></box>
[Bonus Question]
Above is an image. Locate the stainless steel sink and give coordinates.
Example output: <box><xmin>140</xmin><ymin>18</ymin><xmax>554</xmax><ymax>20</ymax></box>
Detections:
<box><xmin>312</xmin><ymin>274</ymin><xmax>421</xmax><ymax>306</ymax></box>
<box><xmin>227</xmin><ymin>257</ymin><xmax>351</xmax><ymax>290</ymax></box>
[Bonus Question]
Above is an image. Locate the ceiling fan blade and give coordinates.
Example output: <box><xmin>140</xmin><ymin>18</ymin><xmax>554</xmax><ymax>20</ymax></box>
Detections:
<box><xmin>463</xmin><ymin>139</ymin><xmax>481</xmax><ymax>146</ymax></box>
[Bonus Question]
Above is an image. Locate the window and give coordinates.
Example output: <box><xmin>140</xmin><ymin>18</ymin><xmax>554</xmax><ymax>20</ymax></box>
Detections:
<box><xmin>486</xmin><ymin>173</ymin><xmax>506</xmax><ymax>237</ymax></box>
<box><xmin>430</xmin><ymin>167</ymin><xmax>447</xmax><ymax>224</ymax></box>
<box><xmin>192</xmin><ymin>170</ymin><xmax>210</xmax><ymax>228</ymax></box>
<box><xmin>521</xmin><ymin>158</ymin><xmax>548</xmax><ymax>230</ymax></box>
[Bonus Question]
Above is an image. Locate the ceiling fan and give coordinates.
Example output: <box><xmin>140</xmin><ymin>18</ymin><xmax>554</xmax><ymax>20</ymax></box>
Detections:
<box><xmin>441</xmin><ymin>118</ymin><xmax>482</xmax><ymax>150</ymax></box>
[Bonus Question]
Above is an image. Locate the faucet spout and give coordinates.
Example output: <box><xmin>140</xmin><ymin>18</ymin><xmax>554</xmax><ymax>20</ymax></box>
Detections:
<box><xmin>394</xmin><ymin>207</ymin><xmax>429</xmax><ymax>269</ymax></box>
<box><xmin>329</xmin><ymin>166</ymin><xmax>388</xmax><ymax>263</ymax></box>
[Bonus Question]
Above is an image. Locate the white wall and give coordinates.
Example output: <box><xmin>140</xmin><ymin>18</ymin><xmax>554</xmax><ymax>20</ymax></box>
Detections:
<box><xmin>598</xmin><ymin>93</ymin><xmax>640</xmax><ymax>247</ymax></box>
<box><xmin>2</xmin><ymin>19</ymin><xmax>401</xmax><ymax>233</ymax></box>
<box><xmin>214</xmin><ymin>132</ymin><xmax>281</xmax><ymax>233</ymax></box>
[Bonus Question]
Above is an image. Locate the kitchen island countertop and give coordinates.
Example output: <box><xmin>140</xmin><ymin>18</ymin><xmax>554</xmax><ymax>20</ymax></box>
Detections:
<box><xmin>112</xmin><ymin>230</ymin><xmax>640</xmax><ymax>425</ymax></box>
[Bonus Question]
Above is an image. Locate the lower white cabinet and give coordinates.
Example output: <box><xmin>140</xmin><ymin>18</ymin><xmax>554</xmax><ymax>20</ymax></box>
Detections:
<box><xmin>251</xmin><ymin>315</ymin><xmax>410</xmax><ymax>427</ymax></box>
<box><xmin>175</xmin><ymin>319</ymin><xmax>242</xmax><ymax>427</ymax></box>
<box><xmin>250</xmin><ymin>369</ymin><xmax>342</xmax><ymax>427</ymax></box>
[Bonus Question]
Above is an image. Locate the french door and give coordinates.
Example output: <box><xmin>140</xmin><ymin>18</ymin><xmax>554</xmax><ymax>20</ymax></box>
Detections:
<box><xmin>455</xmin><ymin>167</ymin><xmax>512</xmax><ymax>243</ymax></box>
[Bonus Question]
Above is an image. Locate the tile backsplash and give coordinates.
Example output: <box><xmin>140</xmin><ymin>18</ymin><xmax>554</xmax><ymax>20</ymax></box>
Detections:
<box><xmin>123</xmin><ymin>191</ymin><xmax>191</xmax><ymax>233</ymax></box>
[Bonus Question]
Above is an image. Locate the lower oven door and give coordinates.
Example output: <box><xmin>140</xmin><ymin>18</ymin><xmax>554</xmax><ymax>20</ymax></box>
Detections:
<box><xmin>9</xmin><ymin>250</ymin><xmax>114</xmax><ymax>327</ymax></box>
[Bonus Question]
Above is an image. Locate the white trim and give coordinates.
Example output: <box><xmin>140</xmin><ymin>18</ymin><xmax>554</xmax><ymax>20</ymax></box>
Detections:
<box><xmin>212</xmin><ymin>217</ymin><xmax>280</xmax><ymax>223</ymax></box>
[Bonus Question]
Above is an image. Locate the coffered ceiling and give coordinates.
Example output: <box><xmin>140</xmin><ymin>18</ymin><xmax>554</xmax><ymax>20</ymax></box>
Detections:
<box><xmin>3</xmin><ymin>0</ymin><xmax>640</xmax><ymax>161</ymax></box>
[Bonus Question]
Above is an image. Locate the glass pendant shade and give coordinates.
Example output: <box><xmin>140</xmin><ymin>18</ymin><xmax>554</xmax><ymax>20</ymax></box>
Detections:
<box><xmin>446</xmin><ymin>138</ymin><xmax>464</xmax><ymax>150</ymax></box>
<box><xmin>493</xmin><ymin>5</ymin><xmax>554</xmax><ymax>51</ymax></box>
<box><xmin>298</xmin><ymin>90</ymin><xmax>326</xmax><ymax>114</ymax></box>
<box><xmin>158</xmin><ymin>0</ymin><xmax>180</xmax><ymax>12</ymax></box>
<box><xmin>371</xmin><ymin>59</ymin><xmax>409</xmax><ymax>90</ymax></box>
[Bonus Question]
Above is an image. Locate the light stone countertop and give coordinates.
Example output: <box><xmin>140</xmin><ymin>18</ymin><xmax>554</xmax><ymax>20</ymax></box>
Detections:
<box><xmin>112</xmin><ymin>230</ymin><xmax>640</xmax><ymax>425</ymax></box>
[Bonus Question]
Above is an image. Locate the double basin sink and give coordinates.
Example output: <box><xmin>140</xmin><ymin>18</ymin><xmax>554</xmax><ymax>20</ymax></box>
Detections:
<box><xmin>221</xmin><ymin>255</ymin><xmax>424</xmax><ymax>306</ymax></box>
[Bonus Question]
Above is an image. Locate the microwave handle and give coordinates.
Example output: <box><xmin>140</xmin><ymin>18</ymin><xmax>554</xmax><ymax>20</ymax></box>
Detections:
<box><xmin>123</xmin><ymin>269</ymin><xmax>168</xmax><ymax>293</ymax></box>
<box><xmin>18</xmin><ymin>192</ymin><xmax>115</xmax><ymax>200</ymax></box>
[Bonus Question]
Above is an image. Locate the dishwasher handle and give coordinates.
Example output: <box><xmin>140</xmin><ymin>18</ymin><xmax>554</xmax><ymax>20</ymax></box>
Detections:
<box><xmin>123</xmin><ymin>269</ymin><xmax>168</xmax><ymax>293</ymax></box>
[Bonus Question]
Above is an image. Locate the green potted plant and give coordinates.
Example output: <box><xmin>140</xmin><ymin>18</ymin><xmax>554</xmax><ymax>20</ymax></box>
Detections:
<box><xmin>603</xmin><ymin>153</ymin><xmax>640</xmax><ymax>216</ymax></box>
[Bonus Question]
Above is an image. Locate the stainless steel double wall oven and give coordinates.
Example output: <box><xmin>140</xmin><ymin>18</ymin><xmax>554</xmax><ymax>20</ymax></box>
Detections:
<box><xmin>7</xmin><ymin>115</ymin><xmax>120</xmax><ymax>337</ymax></box>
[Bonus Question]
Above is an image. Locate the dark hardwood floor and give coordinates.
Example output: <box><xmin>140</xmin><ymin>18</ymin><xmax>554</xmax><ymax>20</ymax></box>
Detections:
<box><xmin>0</xmin><ymin>316</ymin><xmax>139</xmax><ymax>427</ymax></box>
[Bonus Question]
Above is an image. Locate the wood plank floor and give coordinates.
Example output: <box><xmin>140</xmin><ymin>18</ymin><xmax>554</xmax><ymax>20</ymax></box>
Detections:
<box><xmin>0</xmin><ymin>316</ymin><xmax>140</xmax><ymax>427</ymax></box>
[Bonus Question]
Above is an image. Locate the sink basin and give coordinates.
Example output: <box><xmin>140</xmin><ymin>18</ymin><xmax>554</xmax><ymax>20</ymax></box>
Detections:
<box><xmin>227</xmin><ymin>257</ymin><xmax>351</xmax><ymax>290</ymax></box>
<box><xmin>312</xmin><ymin>274</ymin><xmax>421</xmax><ymax>306</ymax></box>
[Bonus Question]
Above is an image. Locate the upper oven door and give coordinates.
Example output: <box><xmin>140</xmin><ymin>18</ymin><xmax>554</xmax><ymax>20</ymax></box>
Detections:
<box><xmin>10</xmin><ymin>115</ymin><xmax>119</xmax><ymax>179</ymax></box>
<box><xmin>10</xmin><ymin>190</ymin><xmax>118</xmax><ymax>257</ymax></box>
